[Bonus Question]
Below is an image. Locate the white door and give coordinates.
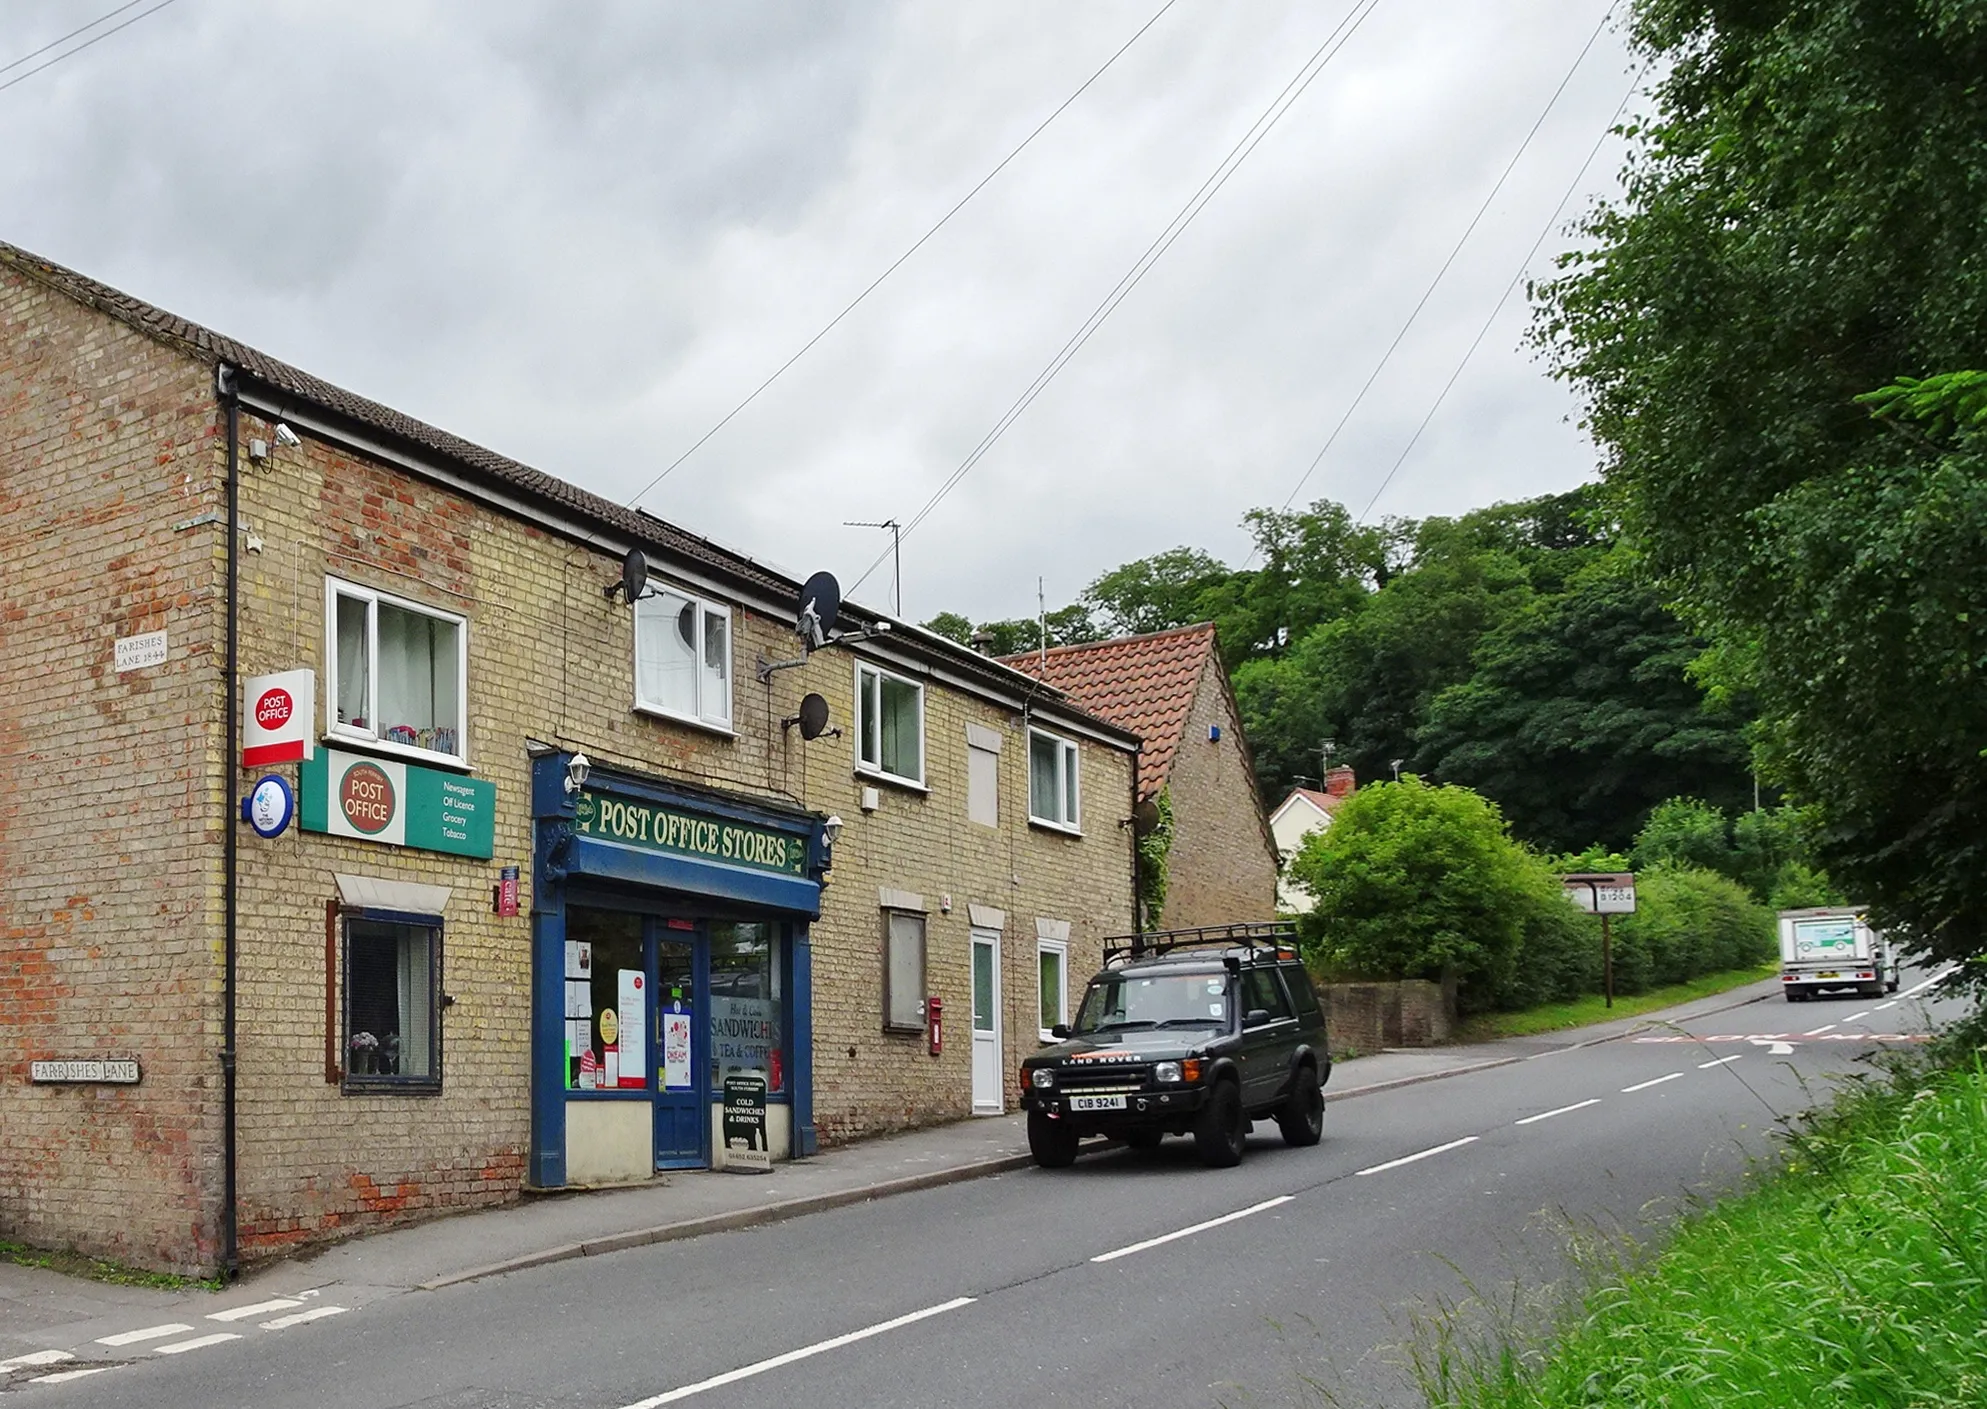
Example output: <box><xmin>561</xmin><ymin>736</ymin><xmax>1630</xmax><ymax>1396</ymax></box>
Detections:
<box><xmin>970</xmin><ymin>929</ymin><xmax>1002</xmax><ymax>1114</ymax></box>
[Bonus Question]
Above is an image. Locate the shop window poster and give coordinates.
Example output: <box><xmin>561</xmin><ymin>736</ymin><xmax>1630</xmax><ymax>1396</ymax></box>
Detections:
<box><xmin>662</xmin><ymin>1009</ymin><xmax>693</xmax><ymax>1090</ymax></box>
<box><xmin>618</xmin><ymin>969</ymin><xmax>647</xmax><ymax>1087</ymax></box>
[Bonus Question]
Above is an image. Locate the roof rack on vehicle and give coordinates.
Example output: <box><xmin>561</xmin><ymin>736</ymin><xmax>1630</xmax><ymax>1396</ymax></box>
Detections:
<box><xmin>1101</xmin><ymin>920</ymin><xmax>1300</xmax><ymax>969</ymax></box>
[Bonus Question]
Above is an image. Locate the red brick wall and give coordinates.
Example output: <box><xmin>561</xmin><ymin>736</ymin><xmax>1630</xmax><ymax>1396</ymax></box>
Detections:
<box><xmin>0</xmin><ymin>265</ymin><xmax>226</xmax><ymax>1276</ymax></box>
<box><xmin>1158</xmin><ymin>660</ymin><xmax>1278</xmax><ymax>926</ymax></box>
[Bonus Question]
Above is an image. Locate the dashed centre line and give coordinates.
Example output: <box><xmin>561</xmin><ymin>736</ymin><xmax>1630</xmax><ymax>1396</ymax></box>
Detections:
<box><xmin>0</xmin><ymin>1350</ymin><xmax>72</xmax><ymax>1372</ymax></box>
<box><xmin>260</xmin><ymin>1306</ymin><xmax>348</xmax><ymax>1330</ymax></box>
<box><xmin>32</xmin><ymin>1367</ymin><xmax>110</xmax><ymax>1385</ymax></box>
<box><xmin>1355</xmin><ymin>1135</ymin><xmax>1478</xmax><ymax>1176</ymax></box>
<box><xmin>1515</xmin><ymin>1098</ymin><xmax>1602</xmax><ymax>1126</ymax></box>
<box><xmin>1699</xmin><ymin>1055</ymin><xmax>1742</xmax><ymax>1068</ymax></box>
<box><xmin>1622</xmin><ymin>1072</ymin><xmax>1686</xmax><ymax>1093</ymax></box>
<box><xmin>1091</xmin><ymin>1196</ymin><xmax>1293</xmax><ymax>1263</ymax></box>
<box><xmin>1841</xmin><ymin>1010</ymin><xmax>1871</xmax><ymax>1023</ymax></box>
<box><xmin>1802</xmin><ymin>1023</ymin><xmax>1838</xmax><ymax>1036</ymax></box>
<box><xmin>1875</xmin><ymin>1000</ymin><xmax>1899</xmax><ymax>1011</ymax></box>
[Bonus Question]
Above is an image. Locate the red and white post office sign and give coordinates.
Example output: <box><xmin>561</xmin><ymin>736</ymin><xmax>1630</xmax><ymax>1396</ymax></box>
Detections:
<box><xmin>243</xmin><ymin>669</ymin><xmax>316</xmax><ymax>766</ymax></box>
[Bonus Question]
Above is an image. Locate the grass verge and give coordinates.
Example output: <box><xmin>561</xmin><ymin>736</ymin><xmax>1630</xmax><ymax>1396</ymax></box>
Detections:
<box><xmin>0</xmin><ymin>1239</ymin><xmax>219</xmax><ymax>1291</ymax></box>
<box><xmin>1455</xmin><ymin>962</ymin><xmax>1778</xmax><ymax>1043</ymax></box>
<box><xmin>1414</xmin><ymin>1030</ymin><xmax>1987</xmax><ymax>1407</ymax></box>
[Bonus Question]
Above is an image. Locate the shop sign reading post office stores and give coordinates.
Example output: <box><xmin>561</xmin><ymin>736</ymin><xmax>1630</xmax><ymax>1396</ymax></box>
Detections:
<box><xmin>300</xmin><ymin>748</ymin><xmax>496</xmax><ymax>858</ymax></box>
<box><xmin>572</xmin><ymin>790</ymin><xmax>803</xmax><ymax>875</ymax></box>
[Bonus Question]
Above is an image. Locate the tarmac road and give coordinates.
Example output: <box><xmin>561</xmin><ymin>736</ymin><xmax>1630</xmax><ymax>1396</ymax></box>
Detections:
<box><xmin>7</xmin><ymin>966</ymin><xmax>1965</xmax><ymax>1408</ymax></box>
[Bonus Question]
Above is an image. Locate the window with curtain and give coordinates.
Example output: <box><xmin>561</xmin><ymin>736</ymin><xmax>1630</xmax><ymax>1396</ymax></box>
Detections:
<box><xmin>856</xmin><ymin>663</ymin><xmax>924</xmax><ymax>785</ymax></box>
<box><xmin>343</xmin><ymin>916</ymin><xmax>440</xmax><ymax>1092</ymax></box>
<box><xmin>325</xmin><ymin>577</ymin><xmax>467</xmax><ymax>762</ymax></box>
<box><xmin>634</xmin><ymin>587</ymin><xmax>731</xmax><ymax>729</ymax></box>
<box><xmin>883</xmin><ymin>910</ymin><xmax>926</xmax><ymax>1031</ymax></box>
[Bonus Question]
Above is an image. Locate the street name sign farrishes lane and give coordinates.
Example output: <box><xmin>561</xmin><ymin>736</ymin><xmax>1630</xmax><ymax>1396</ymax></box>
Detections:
<box><xmin>31</xmin><ymin>1059</ymin><xmax>141</xmax><ymax>1085</ymax></box>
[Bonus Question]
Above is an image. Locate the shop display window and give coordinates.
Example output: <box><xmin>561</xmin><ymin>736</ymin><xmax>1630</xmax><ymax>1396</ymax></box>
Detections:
<box><xmin>710</xmin><ymin>922</ymin><xmax>784</xmax><ymax>1094</ymax></box>
<box><xmin>565</xmin><ymin>907</ymin><xmax>648</xmax><ymax>1091</ymax></box>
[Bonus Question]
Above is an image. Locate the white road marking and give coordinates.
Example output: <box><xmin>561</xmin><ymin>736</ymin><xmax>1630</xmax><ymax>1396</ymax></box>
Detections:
<box><xmin>260</xmin><ymin>1306</ymin><xmax>348</xmax><ymax>1330</ymax></box>
<box><xmin>615</xmin><ymin>1297</ymin><xmax>975</xmax><ymax>1408</ymax></box>
<box><xmin>1801</xmin><ymin>1024</ymin><xmax>1837</xmax><ymax>1036</ymax></box>
<box><xmin>153</xmin><ymin>1333</ymin><xmax>242</xmax><ymax>1355</ymax></box>
<box><xmin>1841</xmin><ymin>1011</ymin><xmax>1871</xmax><ymax>1023</ymax></box>
<box><xmin>31</xmin><ymin>1368</ymin><xmax>110</xmax><ymax>1385</ymax></box>
<box><xmin>1699</xmin><ymin>1055</ymin><xmax>1742</xmax><ymax>1068</ymax></box>
<box><xmin>1515</xmin><ymin>1098</ymin><xmax>1602</xmax><ymax>1126</ymax></box>
<box><xmin>1622</xmin><ymin>1072</ymin><xmax>1686</xmax><ymax>1093</ymax></box>
<box><xmin>1355</xmin><ymin>1135</ymin><xmax>1479</xmax><ymax>1176</ymax></box>
<box><xmin>96</xmin><ymin>1323</ymin><xmax>194</xmax><ymax>1347</ymax></box>
<box><xmin>1900</xmin><ymin>970</ymin><xmax>1952</xmax><ymax>999</ymax></box>
<box><xmin>1752</xmin><ymin>1039</ymin><xmax>1795</xmax><ymax>1054</ymax></box>
<box><xmin>0</xmin><ymin>1351</ymin><xmax>72</xmax><ymax>1372</ymax></box>
<box><xmin>207</xmin><ymin>1298</ymin><xmax>302</xmax><ymax>1322</ymax></box>
<box><xmin>1875</xmin><ymin>1001</ymin><xmax>1899</xmax><ymax>1011</ymax></box>
<box><xmin>1091</xmin><ymin>1196</ymin><xmax>1294</xmax><ymax>1263</ymax></box>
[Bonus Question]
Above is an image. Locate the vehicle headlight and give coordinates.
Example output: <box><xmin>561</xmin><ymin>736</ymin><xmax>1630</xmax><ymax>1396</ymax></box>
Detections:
<box><xmin>1154</xmin><ymin>1061</ymin><xmax>1182</xmax><ymax>1084</ymax></box>
<box><xmin>1030</xmin><ymin>1068</ymin><xmax>1055</xmax><ymax>1089</ymax></box>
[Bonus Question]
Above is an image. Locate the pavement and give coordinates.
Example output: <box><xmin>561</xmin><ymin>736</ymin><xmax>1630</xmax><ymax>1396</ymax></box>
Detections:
<box><xmin>0</xmin><ymin>979</ymin><xmax>1784</xmax><ymax>1347</ymax></box>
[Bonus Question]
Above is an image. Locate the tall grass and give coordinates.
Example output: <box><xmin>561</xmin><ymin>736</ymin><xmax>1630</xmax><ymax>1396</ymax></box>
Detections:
<box><xmin>1413</xmin><ymin>1059</ymin><xmax>1987</xmax><ymax>1408</ymax></box>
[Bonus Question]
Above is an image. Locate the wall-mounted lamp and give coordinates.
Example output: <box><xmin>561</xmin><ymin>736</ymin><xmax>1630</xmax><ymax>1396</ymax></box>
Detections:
<box><xmin>565</xmin><ymin>752</ymin><xmax>591</xmax><ymax>795</ymax></box>
<box><xmin>822</xmin><ymin>814</ymin><xmax>844</xmax><ymax>848</ymax></box>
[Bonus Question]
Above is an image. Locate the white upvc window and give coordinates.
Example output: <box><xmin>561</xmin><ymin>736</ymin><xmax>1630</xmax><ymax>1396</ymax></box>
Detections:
<box><xmin>855</xmin><ymin>662</ymin><xmax>925</xmax><ymax>786</ymax></box>
<box><xmin>1037</xmin><ymin>937</ymin><xmax>1068</xmax><ymax>1040</ymax></box>
<box><xmin>634</xmin><ymin>587</ymin><xmax>732</xmax><ymax>730</ymax></box>
<box><xmin>1028</xmin><ymin>727</ymin><xmax>1081</xmax><ymax>831</ymax></box>
<box><xmin>325</xmin><ymin>577</ymin><xmax>468</xmax><ymax>765</ymax></box>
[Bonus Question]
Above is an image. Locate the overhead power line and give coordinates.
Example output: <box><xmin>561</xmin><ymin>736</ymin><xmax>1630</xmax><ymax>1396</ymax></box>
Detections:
<box><xmin>0</xmin><ymin>0</ymin><xmax>183</xmax><ymax>96</ymax></box>
<box><xmin>623</xmin><ymin>0</ymin><xmax>1183</xmax><ymax>511</ymax></box>
<box><xmin>1271</xmin><ymin>0</ymin><xmax>1621</xmax><ymax>518</ymax></box>
<box><xmin>1355</xmin><ymin>61</ymin><xmax>1651</xmax><ymax>521</ymax></box>
<box><xmin>850</xmin><ymin>0</ymin><xmax>1388</xmax><ymax>598</ymax></box>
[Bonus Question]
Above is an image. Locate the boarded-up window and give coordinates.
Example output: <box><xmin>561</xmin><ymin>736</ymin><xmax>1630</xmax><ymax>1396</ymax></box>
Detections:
<box><xmin>966</xmin><ymin>722</ymin><xmax>1002</xmax><ymax>828</ymax></box>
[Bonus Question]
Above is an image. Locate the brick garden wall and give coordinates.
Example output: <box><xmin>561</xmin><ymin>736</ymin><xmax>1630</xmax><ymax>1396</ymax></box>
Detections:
<box><xmin>1322</xmin><ymin>980</ymin><xmax>1453</xmax><ymax>1058</ymax></box>
<box><xmin>1155</xmin><ymin>660</ymin><xmax>1277</xmax><ymax>928</ymax></box>
<box><xmin>0</xmin><ymin>265</ymin><xmax>227</xmax><ymax>1275</ymax></box>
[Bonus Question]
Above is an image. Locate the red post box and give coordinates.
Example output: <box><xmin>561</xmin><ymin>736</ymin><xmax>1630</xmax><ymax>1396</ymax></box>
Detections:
<box><xmin>927</xmin><ymin>995</ymin><xmax>943</xmax><ymax>1055</ymax></box>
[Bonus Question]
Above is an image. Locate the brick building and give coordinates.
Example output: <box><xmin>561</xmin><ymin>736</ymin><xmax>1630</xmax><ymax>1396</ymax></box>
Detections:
<box><xmin>0</xmin><ymin>241</ymin><xmax>1137</xmax><ymax>1277</ymax></box>
<box><xmin>1003</xmin><ymin>624</ymin><xmax>1277</xmax><ymax>927</ymax></box>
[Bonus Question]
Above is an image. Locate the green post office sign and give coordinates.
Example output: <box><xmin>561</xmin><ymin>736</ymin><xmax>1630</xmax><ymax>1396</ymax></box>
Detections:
<box><xmin>300</xmin><ymin>749</ymin><xmax>496</xmax><ymax>859</ymax></box>
<box><xmin>572</xmin><ymin>790</ymin><xmax>804</xmax><ymax>876</ymax></box>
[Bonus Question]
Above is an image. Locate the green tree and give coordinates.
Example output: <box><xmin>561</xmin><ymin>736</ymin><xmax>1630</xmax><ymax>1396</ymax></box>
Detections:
<box><xmin>1081</xmin><ymin>547</ymin><xmax>1231</xmax><ymax>637</ymax></box>
<box><xmin>1289</xmin><ymin>779</ymin><xmax>1566</xmax><ymax>1011</ymax></box>
<box><xmin>1418</xmin><ymin>564</ymin><xmax>1751</xmax><ymax>851</ymax></box>
<box><xmin>1534</xmin><ymin>1</ymin><xmax>1987</xmax><ymax>969</ymax></box>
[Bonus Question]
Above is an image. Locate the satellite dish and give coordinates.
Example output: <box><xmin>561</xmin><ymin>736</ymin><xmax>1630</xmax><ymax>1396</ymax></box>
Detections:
<box><xmin>797</xmin><ymin>693</ymin><xmax>831</xmax><ymax>741</ymax></box>
<box><xmin>610</xmin><ymin>548</ymin><xmax>648</xmax><ymax>605</ymax></box>
<box><xmin>797</xmin><ymin>570</ymin><xmax>841</xmax><ymax>650</ymax></box>
<box><xmin>1132</xmin><ymin>797</ymin><xmax>1163</xmax><ymax>836</ymax></box>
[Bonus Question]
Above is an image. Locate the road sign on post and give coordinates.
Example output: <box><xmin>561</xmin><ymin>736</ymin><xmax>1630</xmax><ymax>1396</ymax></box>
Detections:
<box><xmin>1563</xmin><ymin>873</ymin><xmax>1636</xmax><ymax>1008</ymax></box>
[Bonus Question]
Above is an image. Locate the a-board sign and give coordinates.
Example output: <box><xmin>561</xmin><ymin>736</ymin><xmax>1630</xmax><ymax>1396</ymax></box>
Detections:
<box><xmin>722</xmin><ymin>1073</ymin><xmax>771</xmax><ymax>1173</ymax></box>
<box><xmin>31</xmin><ymin>1059</ymin><xmax>141</xmax><ymax>1085</ymax></box>
<box><xmin>1563</xmin><ymin>872</ymin><xmax>1636</xmax><ymax>914</ymax></box>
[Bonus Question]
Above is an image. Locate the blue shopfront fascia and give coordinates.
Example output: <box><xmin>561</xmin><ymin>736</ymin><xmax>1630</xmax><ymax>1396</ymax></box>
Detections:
<box><xmin>529</xmin><ymin>751</ymin><xmax>830</xmax><ymax>1188</ymax></box>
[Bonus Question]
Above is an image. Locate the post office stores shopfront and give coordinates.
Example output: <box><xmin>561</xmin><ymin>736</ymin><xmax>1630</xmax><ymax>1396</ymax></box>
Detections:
<box><xmin>531</xmin><ymin>756</ymin><xmax>832</xmax><ymax>1184</ymax></box>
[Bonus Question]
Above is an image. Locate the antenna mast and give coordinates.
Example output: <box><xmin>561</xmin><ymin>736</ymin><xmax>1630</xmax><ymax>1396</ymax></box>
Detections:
<box><xmin>1038</xmin><ymin>577</ymin><xmax>1048</xmax><ymax>670</ymax></box>
<box><xmin>844</xmin><ymin>520</ymin><xmax>902</xmax><ymax>616</ymax></box>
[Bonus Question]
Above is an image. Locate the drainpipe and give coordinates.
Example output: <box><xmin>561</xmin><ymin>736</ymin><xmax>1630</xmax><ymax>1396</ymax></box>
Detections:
<box><xmin>1130</xmin><ymin>752</ymin><xmax>1143</xmax><ymax>937</ymax></box>
<box><xmin>216</xmin><ymin>364</ymin><xmax>241</xmax><ymax>1282</ymax></box>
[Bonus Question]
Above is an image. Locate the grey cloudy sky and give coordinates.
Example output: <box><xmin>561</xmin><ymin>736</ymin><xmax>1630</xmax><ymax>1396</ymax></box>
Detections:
<box><xmin>5</xmin><ymin>0</ymin><xmax>1640</xmax><ymax>624</ymax></box>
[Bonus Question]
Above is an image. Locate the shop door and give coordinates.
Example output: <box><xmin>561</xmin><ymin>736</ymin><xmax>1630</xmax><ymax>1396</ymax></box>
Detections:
<box><xmin>970</xmin><ymin>929</ymin><xmax>1003</xmax><ymax>1114</ymax></box>
<box><xmin>654</xmin><ymin>935</ymin><xmax>706</xmax><ymax>1169</ymax></box>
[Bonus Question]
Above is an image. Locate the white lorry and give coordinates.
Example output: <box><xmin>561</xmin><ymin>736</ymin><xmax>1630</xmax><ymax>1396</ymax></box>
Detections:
<box><xmin>1778</xmin><ymin>907</ymin><xmax>1896</xmax><ymax>1001</ymax></box>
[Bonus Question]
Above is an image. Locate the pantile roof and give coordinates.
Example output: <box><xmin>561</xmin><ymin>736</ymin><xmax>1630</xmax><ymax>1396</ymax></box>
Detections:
<box><xmin>1001</xmin><ymin>623</ymin><xmax>1218</xmax><ymax>799</ymax></box>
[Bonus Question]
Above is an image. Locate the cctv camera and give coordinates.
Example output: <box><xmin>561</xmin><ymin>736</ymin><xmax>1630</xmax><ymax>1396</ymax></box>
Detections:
<box><xmin>273</xmin><ymin>423</ymin><xmax>302</xmax><ymax>449</ymax></box>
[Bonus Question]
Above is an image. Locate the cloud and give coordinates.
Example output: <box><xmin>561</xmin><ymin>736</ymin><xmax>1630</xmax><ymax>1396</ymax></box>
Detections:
<box><xmin>2</xmin><ymin>0</ymin><xmax>1636</xmax><ymax>621</ymax></box>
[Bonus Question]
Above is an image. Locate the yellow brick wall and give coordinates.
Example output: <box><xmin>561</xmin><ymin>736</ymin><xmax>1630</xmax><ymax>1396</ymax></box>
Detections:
<box><xmin>0</xmin><ymin>267</ymin><xmax>228</xmax><ymax>1276</ymax></box>
<box><xmin>223</xmin><ymin>411</ymin><xmax>1133</xmax><ymax>1255</ymax></box>
<box><xmin>1156</xmin><ymin>660</ymin><xmax>1278</xmax><ymax>926</ymax></box>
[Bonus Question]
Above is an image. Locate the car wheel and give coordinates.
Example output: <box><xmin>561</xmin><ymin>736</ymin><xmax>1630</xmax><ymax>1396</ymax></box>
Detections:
<box><xmin>1193</xmin><ymin>1079</ymin><xmax>1246</xmax><ymax>1168</ymax></box>
<box><xmin>1276</xmin><ymin>1065</ymin><xmax>1325</xmax><ymax>1147</ymax></box>
<box><xmin>1027</xmin><ymin>1110</ymin><xmax>1079</xmax><ymax>1169</ymax></box>
<box><xmin>1122</xmin><ymin>1129</ymin><xmax>1164</xmax><ymax>1152</ymax></box>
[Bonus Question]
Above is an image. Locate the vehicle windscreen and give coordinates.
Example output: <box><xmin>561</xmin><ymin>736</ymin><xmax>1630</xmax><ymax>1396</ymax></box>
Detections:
<box><xmin>1074</xmin><ymin>971</ymin><xmax>1230</xmax><ymax>1033</ymax></box>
